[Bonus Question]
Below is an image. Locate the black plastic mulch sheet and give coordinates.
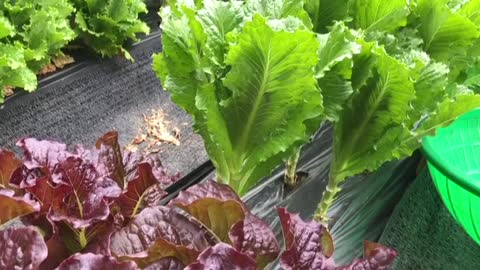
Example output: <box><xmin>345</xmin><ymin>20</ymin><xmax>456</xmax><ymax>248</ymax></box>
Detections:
<box><xmin>0</xmin><ymin>32</ymin><xmax>209</xmax><ymax>182</ymax></box>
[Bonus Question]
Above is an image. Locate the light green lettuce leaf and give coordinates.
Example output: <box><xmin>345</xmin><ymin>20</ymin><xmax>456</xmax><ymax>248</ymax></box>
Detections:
<box><xmin>348</xmin><ymin>0</ymin><xmax>409</xmax><ymax>33</ymax></box>
<box><xmin>316</xmin><ymin>23</ymin><xmax>361</xmax><ymax>121</ymax></box>
<box><xmin>459</xmin><ymin>0</ymin><xmax>480</xmax><ymax>25</ymax></box>
<box><xmin>0</xmin><ymin>43</ymin><xmax>37</xmax><ymax>102</ymax></box>
<box><xmin>332</xmin><ymin>41</ymin><xmax>415</xmax><ymax>181</ymax></box>
<box><xmin>243</xmin><ymin>0</ymin><xmax>312</xmax><ymax>28</ymax></box>
<box><xmin>218</xmin><ymin>15</ymin><xmax>322</xmax><ymax>193</ymax></box>
<box><xmin>0</xmin><ymin>15</ymin><xmax>14</xmax><ymax>39</ymax></box>
<box><xmin>153</xmin><ymin>4</ymin><xmax>207</xmax><ymax>114</ymax></box>
<box><xmin>411</xmin><ymin>62</ymin><xmax>450</xmax><ymax>116</ymax></box>
<box><xmin>72</xmin><ymin>0</ymin><xmax>149</xmax><ymax>59</ymax></box>
<box><xmin>197</xmin><ymin>0</ymin><xmax>244</xmax><ymax>71</ymax></box>
<box><xmin>415</xmin><ymin>0</ymin><xmax>480</xmax><ymax>62</ymax></box>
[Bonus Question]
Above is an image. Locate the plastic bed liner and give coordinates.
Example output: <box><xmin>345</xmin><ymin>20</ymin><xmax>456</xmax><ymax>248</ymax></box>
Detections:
<box><xmin>0</xmin><ymin>31</ymin><xmax>210</xmax><ymax>183</ymax></box>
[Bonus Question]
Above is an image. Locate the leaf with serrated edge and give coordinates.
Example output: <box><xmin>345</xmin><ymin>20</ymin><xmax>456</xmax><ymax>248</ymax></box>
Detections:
<box><xmin>219</xmin><ymin>15</ymin><xmax>322</xmax><ymax>194</ymax></box>
<box><xmin>332</xmin><ymin>41</ymin><xmax>415</xmax><ymax>181</ymax></box>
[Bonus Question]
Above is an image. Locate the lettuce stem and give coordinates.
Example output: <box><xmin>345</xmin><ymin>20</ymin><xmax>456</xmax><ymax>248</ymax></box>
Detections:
<box><xmin>314</xmin><ymin>171</ymin><xmax>342</xmax><ymax>224</ymax></box>
<box><xmin>284</xmin><ymin>149</ymin><xmax>301</xmax><ymax>188</ymax></box>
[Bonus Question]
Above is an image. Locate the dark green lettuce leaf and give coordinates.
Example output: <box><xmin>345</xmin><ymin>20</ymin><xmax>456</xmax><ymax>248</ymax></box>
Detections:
<box><xmin>304</xmin><ymin>0</ymin><xmax>349</xmax><ymax>33</ymax></box>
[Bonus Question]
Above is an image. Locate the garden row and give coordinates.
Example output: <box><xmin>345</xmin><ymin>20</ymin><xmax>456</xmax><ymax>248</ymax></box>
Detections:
<box><xmin>0</xmin><ymin>0</ymin><xmax>150</xmax><ymax>102</ymax></box>
<box><xmin>2</xmin><ymin>0</ymin><xmax>480</xmax><ymax>269</ymax></box>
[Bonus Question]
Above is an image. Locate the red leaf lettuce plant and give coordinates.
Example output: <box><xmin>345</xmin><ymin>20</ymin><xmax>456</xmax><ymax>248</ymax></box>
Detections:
<box><xmin>0</xmin><ymin>132</ymin><xmax>396</xmax><ymax>269</ymax></box>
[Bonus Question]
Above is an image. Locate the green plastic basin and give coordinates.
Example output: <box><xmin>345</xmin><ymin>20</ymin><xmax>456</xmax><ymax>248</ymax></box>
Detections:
<box><xmin>422</xmin><ymin>108</ymin><xmax>480</xmax><ymax>245</ymax></box>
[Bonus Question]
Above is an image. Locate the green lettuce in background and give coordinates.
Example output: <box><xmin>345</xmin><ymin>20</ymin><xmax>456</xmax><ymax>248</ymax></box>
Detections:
<box><xmin>154</xmin><ymin>0</ymin><xmax>480</xmax><ymax>222</ymax></box>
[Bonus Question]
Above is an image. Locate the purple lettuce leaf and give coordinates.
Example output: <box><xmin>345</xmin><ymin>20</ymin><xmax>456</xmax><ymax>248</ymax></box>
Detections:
<box><xmin>0</xmin><ymin>226</ymin><xmax>48</xmax><ymax>270</ymax></box>
<box><xmin>0</xmin><ymin>189</ymin><xmax>39</xmax><ymax>225</ymax></box>
<box><xmin>95</xmin><ymin>131</ymin><xmax>128</xmax><ymax>189</ymax></box>
<box><xmin>118</xmin><ymin>238</ymin><xmax>200</xmax><ymax>268</ymax></box>
<box><xmin>55</xmin><ymin>253</ymin><xmax>137</xmax><ymax>270</ymax></box>
<box><xmin>144</xmin><ymin>155</ymin><xmax>181</xmax><ymax>189</ymax></box>
<box><xmin>169</xmin><ymin>180</ymin><xmax>246</xmax><ymax>242</ymax></box>
<box><xmin>39</xmin><ymin>233</ymin><xmax>71</xmax><ymax>270</ymax></box>
<box><xmin>48</xmin><ymin>156</ymin><xmax>122</xmax><ymax>228</ymax></box>
<box><xmin>170</xmin><ymin>179</ymin><xmax>243</xmax><ymax>206</ymax></box>
<box><xmin>116</xmin><ymin>163</ymin><xmax>168</xmax><ymax>218</ymax></box>
<box><xmin>0</xmin><ymin>150</ymin><xmax>22</xmax><ymax>190</ymax></box>
<box><xmin>335</xmin><ymin>241</ymin><xmax>397</xmax><ymax>270</ymax></box>
<box><xmin>229</xmin><ymin>214</ymin><xmax>280</xmax><ymax>269</ymax></box>
<box><xmin>170</xmin><ymin>180</ymin><xmax>279</xmax><ymax>268</ymax></box>
<box><xmin>15</xmin><ymin>139</ymin><xmax>70</xmax><ymax>186</ymax></box>
<box><xmin>24</xmin><ymin>176</ymin><xmax>70</xmax><ymax>212</ymax></box>
<box><xmin>110</xmin><ymin>206</ymin><xmax>214</xmax><ymax>266</ymax></box>
<box><xmin>278</xmin><ymin>208</ymin><xmax>335</xmax><ymax>270</ymax></box>
<box><xmin>184</xmin><ymin>243</ymin><xmax>257</xmax><ymax>270</ymax></box>
<box><xmin>143</xmin><ymin>257</ymin><xmax>185</xmax><ymax>270</ymax></box>
<box><xmin>17</xmin><ymin>138</ymin><xmax>68</xmax><ymax>171</ymax></box>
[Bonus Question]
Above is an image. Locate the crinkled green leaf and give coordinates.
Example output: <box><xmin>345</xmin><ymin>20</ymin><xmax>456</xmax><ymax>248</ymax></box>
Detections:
<box><xmin>72</xmin><ymin>0</ymin><xmax>149</xmax><ymax>59</ymax></box>
<box><xmin>316</xmin><ymin>23</ymin><xmax>360</xmax><ymax>121</ymax></box>
<box><xmin>459</xmin><ymin>0</ymin><xmax>480</xmax><ymax>26</ymax></box>
<box><xmin>0</xmin><ymin>15</ymin><xmax>14</xmax><ymax>39</ymax></box>
<box><xmin>332</xmin><ymin>41</ymin><xmax>415</xmax><ymax>181</ymax></box>
<box><xmin>316</xmin><ymin>23</ymin><xmax>362</xmax><ymax>77</ymax></box>
<box><xmin>220</xmin><ymin>15</ymin><xmax>322</xmax><ymax>193</ymax></box>
<box><xmin>410</xmin><ymin>62</ymin><xmax>450</xmax><ymax>117</ymax></box>
<box><xmin>155</xmin><ymin>3</ymin><xmax>323</xmax><ymax>195</ymax></box>
<box><xmin>348</xmin><ymin>0</ymin><xmax>409</xmax><ymax>33</ymax></box>
<box><xmin>318</xmin><ymin>73</ymin><xmax>354</xmax><ymax>122</ymax></box>
<box><xmin>154</xmin><ymin>3</ymin><xmax>206</xmax><ymax>114</ymax></box>
<box><xmin>304</xmin><ymin>0</ymin><xmax>349</xmax><ymax>33</ymax></box>
<box><xmin>197</xmin><ymin>0</ymin><xmax>244</xmax><ymax>69</ymax></box>
<box><xmin>0</xmin><ymin>43</ymin><xmax>37</xmax><ymax>98</ymax></box>
<box><xmin>243</xmin><ymin>0</ymin><xmax>312</xmax><ymax>28</ymax></box>
<box><xmin>415</xmin><ymin>0</ymin><xmax>480</xmax><ymax>62</ymax></box>
<box><xmin>416</xmin><ymin>94</ymin><xmax>480</xmax><ymax>137</ymax></box>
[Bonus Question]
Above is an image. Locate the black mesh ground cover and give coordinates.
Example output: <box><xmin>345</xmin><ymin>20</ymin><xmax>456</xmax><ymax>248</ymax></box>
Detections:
<box><xmin>0</xmin><ymin>32</ymin><xmax>209</xmax><ymax>179</ymax></box>
<box><xmin>380</xmin><ymin>169</ymin><xmax>480</xmax><ymax>270</ymax></box>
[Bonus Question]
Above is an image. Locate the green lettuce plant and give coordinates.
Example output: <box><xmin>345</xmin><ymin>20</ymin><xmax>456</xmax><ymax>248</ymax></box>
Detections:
<box><xmin>0</xmin><ymin>0</ymin><xmax>76</xmax><ymax>102</ymax></box>
<box><xmin>154</xmin><ymin>0</ymin><xmax>324</xmax><ymax>195</ymax></box>
<box><xmin>309</xmin><ymin>0</ymin><xmax>480</xmax><ymax>222</ymax></box>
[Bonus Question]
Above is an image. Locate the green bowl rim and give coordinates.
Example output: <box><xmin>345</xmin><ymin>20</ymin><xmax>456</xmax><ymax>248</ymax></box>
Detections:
<box><xmin>422</xmin><ymin>108</ymin><xmax>480</xmax><ymax>198</ymax></box>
